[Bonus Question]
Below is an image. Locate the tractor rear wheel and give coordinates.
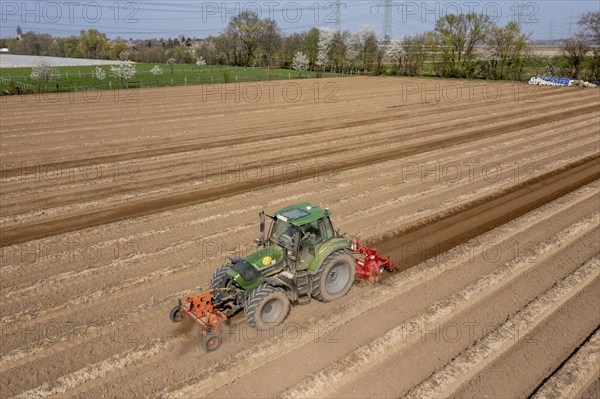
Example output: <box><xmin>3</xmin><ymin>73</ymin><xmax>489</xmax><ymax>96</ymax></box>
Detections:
<box><xmin>244</xmin><ymin>284</ymin><xmax>290</xmax><ymax>330</ymax></box>
<box><xmin>312</xmin><ymin>250</ymin><xmax>355</xmax><ymax>302</ymax></box>
<box><xmin>210</xmin><ymin>263</ymin><xmax>233</xmax><ymax>289</ymax></box>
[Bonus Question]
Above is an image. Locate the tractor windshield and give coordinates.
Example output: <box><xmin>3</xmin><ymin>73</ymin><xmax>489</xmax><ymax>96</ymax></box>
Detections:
<box><xmin>270</xmin><ymin>219</ymin><xmax>297</xmax><ymax>250</ymax></box>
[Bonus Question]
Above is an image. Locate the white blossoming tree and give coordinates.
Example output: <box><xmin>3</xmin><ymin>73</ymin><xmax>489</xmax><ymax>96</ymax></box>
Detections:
<box><xmin>150</xmin><ymin>65</ymin><xmax>163</xmax><ymax>86</ymax></box>
<box><xmin>385</xmin><ymin>39</ymin><xmax>404</xmax><ymax>74</ymax></box>
<box><xmin>94</xmin><ymin>67</ymin><xmax>106</xmax><ymax>81</ymax></box>
<box><xmin>93</xmin><ymin>67</ymin><xmax>106</xmax><ymax>88</ymax></box>
<box><xmin>347</xmin><ymin>25</ymin><xmax>379</xmax><ymax>71</ymax></box>
<box><xmin>345</xmin><ymin>44</ymin><xmax>360</xmax><ymax>69</ymax></box>
<box><xmin>292</xmin><ymin>51</ymin><xmax>310</xmax><ymax>76</ymax></box>
<box><xmin>196</xmin><ymin>56</ymin><xmax>206</xmax><ymax>68</ymax></box>
<box><xmin>110</xmin><ymin>60</ymin><xmax>137</xmax><ymax>88</ymax></box>
<box><xmin>30</xmin><ymin>61</ymin><xmax>60</xmax><ymax>92</ymax></box>
<box><xmin>316</xmin><ymin>27</ymin><xmax>334</xmax><ymax>71</ymax></box>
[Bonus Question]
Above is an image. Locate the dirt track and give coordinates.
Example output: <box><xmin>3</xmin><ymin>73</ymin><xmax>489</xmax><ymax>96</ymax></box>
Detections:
<box><xmin>1</xmin><ymin>77</ymin><xmax>599</xmax><ymax>398</ymax></box>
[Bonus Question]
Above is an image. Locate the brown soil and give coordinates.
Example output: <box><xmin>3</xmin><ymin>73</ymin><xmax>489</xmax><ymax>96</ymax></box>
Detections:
<box><xmin>1</xmin><ymin>77</ymin><xmax>598</xmax><ymax>398</ymax></box>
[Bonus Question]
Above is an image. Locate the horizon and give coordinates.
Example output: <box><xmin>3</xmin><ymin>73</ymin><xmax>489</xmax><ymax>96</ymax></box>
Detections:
<box><xmin>1</xmin><ymin>0</ymin><xmax>599</xmax><ymax>41</ymax></box>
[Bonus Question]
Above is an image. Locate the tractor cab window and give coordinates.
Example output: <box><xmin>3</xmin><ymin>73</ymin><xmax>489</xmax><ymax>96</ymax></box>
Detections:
<box><xmin>270</xmin><ymin>220</ymin><xmax>298</xmax><ymax>250</ymax></box>
<box><xmin>320</xmin><ymin>217</ymin><xmax>335</xmax><ymax>240</ymax></box>
<box><xmin>270</xmin><ymin>219</ymin><xmax>288</xmax><ymax>242</ymax></box>
<box><xmin>300</xmin><ymin>221</ymin><xmax>323</xmax><ymax>247</ymax></box>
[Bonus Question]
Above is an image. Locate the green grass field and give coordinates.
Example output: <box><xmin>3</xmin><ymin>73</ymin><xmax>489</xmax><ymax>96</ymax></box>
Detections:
<box><xmin>2</xmin><ymin>56</ymin><xmax>591</xmax><ymax>95</ymax></box>
<box><xmin>0</xmin><ymin>63</ymin><xmax>345</xmax><ymax>94</ymax></box>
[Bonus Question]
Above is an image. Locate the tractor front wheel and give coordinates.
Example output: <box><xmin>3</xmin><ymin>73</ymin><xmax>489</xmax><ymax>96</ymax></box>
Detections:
<box><xmin>312</xmin><ymin>250</ymin><xmax>356</xmax><ymax>302</ymax></box>
<box><xmin>244</xmin><ymin>285</ymin><xmax>290</xmax><ymax>330</ymax></box>
<box><xmin>210</xmin><ymin>263</ymin><xmax>233</xmax><ymax>289</ymax></box>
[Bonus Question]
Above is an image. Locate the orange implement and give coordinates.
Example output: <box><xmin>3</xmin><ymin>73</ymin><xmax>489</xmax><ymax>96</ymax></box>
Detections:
<box><xmin>178</xmin><ymin>290</ymin><xmax>228</xmax><ymax>334</ymax></box>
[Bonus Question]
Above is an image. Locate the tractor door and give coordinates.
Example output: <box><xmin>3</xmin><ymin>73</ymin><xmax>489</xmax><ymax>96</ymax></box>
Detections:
<box><xmin>297</xmin><ymin>218</ymin><xmax>335</xmax><ymax>269</ymax></box>
<box><xmin>320</xmin><ymin>217</ymin><xmax>335</xmax><ymax>240</ymax></box>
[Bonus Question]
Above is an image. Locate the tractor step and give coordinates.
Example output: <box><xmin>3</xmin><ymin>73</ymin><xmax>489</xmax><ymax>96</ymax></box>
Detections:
<box><xmin>297</xmin><ymin>295</ymin><xmax>311</xmax><ymax>305</ymax></box>
<box><xmin>296</xmin><ymin>270</ymin><xmax>311</xmax><ymax>297</ymax></box>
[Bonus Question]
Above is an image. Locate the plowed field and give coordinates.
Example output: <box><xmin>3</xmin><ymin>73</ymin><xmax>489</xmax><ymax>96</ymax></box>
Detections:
<box><xmin>1</xmin><ymin>77</ymin><xmax>599</xmax><ymax>398</ymax></box>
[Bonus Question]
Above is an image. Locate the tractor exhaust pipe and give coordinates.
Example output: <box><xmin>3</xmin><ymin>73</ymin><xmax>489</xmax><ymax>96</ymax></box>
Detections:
<box><xmin>257</xmin><ymin>210</ymin><xmax>266</xmax><ymax>247</ymax></box>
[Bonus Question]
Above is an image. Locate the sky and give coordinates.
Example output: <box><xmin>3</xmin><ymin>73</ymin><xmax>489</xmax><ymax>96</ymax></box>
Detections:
<box><xmin>1</xmin><ymin>0</ymin><xmax>599</xmax><ymax>41</ymax></box>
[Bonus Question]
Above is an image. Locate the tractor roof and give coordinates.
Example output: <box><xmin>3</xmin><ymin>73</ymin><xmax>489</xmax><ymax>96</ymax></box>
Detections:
<box><xmin>274</xmin><ymin>203</ymin><xmax>330</xmax><ymax>226</ymax></box>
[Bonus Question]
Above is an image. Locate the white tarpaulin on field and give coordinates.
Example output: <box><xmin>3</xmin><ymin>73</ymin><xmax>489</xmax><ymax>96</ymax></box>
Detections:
<box><xmin>0</xmin><ymin>54</ymin><xmax>119</xmax><ymax>68</ymax></box>
<box><xmin>529</xmin><ymin>76</ymin><xmax>597</xmax><ymax>88</ymax></box>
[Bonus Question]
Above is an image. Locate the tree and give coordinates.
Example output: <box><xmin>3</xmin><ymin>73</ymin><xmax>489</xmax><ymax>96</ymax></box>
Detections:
<box><xmin>432</xmin><ymin>13</ymin><xmax>492</xmax><ymax>77</ymax></box>
<box><xmin>292</xmin><ymin>51</ymin><xmax>310</xmax><ymax>76</ymax></box>
<box><xmin>78</xmin><ymin>29</ymin><xmax>109</xmax><ymax>59</ymax></box>
<box><xmin>30</xmin><ymin>61</ymin><xmax>60</xmax><ymax>91</ymax></box>
<box><xmin>94</xmin><ymin>67</ymin><xmax>106</xmax><ymax>81</ymax></box>
<box><xmin>304</xmin><ymin>27</ymin><xmax>320</xmax><ymax>67</ymax></box>
<box><xmin>196</xmin><ymin>56</ymin><xmax>206</xmax><ymax>68</ymax></box>
<box><xmin>402</xmin><ymin>33</ymin><xmax>430</xmax><ymax>76</ymax></box>
<box><xmin>51</xmin><ymin>36</ymin><xmax>82</xmax><ymax>58</ymax></box>
<box><xmin>385</xmin><ymin>39</ymin><xmax>404</xmax><ymax>75</ymax></box>
<box><xmin>192</xmin><ymin>40</ymin><xmax>218</xmax><ymax>65</ymax></box>
<box><xmin>545</xmin><ymin>56</ymin><xmax>557</xmax><ymax>76</ymax></box>
<box><xmin>330</xmin><ymin>30</ymin><xmax>350</xmax><ymax>71</ymax></box>
<box><xmin>316</xmin><ymin>27</ymin><xmax>335</xmax><ymax>70</ymax></box>
<box><xmin>228</xmin><ymin>11</ymin><xmax>267</xmax><ymax>66</ymax></box>
<box><xmin>578</xmin><ymin>11</ymin><xmax>600</xmax><ymax>80</ymax></box>
<box><xmin>167</xmin><ymin>45</ymin><xmax>193</xmax><ymax>64</ymax></box>
<box><xmin>579</xmin><ymin>11</ymin><xmax>600</xmax><ymax>45</ymax></box>
<box><xmin>375</xmin><ymin>45</ymin><xmax>387</xmax><ymax>75</ymax></box>
<box><xmin>110</xmin><ymin>60</ymin><xmax>137</xmax><ymax>88</ymax></box>
<box><xmin>13</xmin><ymin>32</ymin><xmax>53</xmax><ymax>56</ymax></box>
<box><xmin>130</xmin><ymin>45</ymin><xmax>168</xmax><ymax>63</ymax></box>
<box><xmin>110</xmin><ymin>41</ymin><xmax>129</xmax><ymax>60</ymax></box>
<box><xmin>215</xmin><ymin>27</ymin><xmax>241</xmax><ymax>65</ymax></box>
<box><xmin>484</xmin><ymin>22</ymin><xmax>530</xmax><ymax>80</ymax></box>
<box><xmin>150</xmin><ymin>65</ymin><xmax>163</xmax><ymax>86</ymax></box>
<box><xmin>259</xmin><ymin>19</ymin><xmax>282</xmax><ymax>67</ymax></box>
<box><xmin>562</xmin><ymin>32</ymin><xmax>591</xmax><ymax>79</ymax></box>
<box><xmin>93</xmin><ymin>67</ymin><xmax>106</xmax><ymax>88</ymax></box>
<box><xmin>347</xmin><ymin>25</ymin><xmax>379</xmax><ymax>71</ymax></box>
<box><xmin>281</xmin><ymin>32</ymin><xmax>306</xmax><ymax>67</ymax></box>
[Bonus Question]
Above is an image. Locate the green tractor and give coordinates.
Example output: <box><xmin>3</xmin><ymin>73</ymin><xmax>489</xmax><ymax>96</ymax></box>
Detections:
<box><xmin>170</xmin><ymin>203</ymin><xmax>357</xmax><ymax>350</ymax></box>
<box><xmin>170</xmin><ymin>202</ymin><xmax>397</xmax><ymax>351</ymax></box>
<box><xmin>212</xmin><ymin>202</ymin><xmax>356</xmax><ymax>330</ymax></box>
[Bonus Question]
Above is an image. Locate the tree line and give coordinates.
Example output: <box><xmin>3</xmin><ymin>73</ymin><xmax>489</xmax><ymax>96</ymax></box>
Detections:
<box><xmin>2</xmin><ymin>11</ymin><xmax>598</xmax><ymax>81</ymax></box>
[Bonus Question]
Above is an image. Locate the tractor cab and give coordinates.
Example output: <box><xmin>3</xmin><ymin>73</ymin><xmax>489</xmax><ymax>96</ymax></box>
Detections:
<box><xmin>224</xmin><ymin>203</ymin><xmax>341</xmax><ymax>291</ymax></box>
<box><xmin>268</xmin><ymin>203</ymin><xmax>336</xmax><ymax>270</ymax></box>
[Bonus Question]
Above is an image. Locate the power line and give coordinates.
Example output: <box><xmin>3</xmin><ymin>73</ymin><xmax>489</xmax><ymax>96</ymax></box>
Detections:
<box><xmin>567</xmin><ymin>14</ymin><xmax>575</xmax><ymax>37</ymax></box>
<box><xmin>336</xmin><ymin>0</ymin><xmax>342</xmax><ymax>31</ymax></box>
<box><xmin>515</xmin><ymin>0</ymin><xmax>524</xmax><ymax>29</ymax></box>
<box><xmin>383</xmin><ymin>0</ymin><xmax>392</xmax><ymax>43</ymax></box>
